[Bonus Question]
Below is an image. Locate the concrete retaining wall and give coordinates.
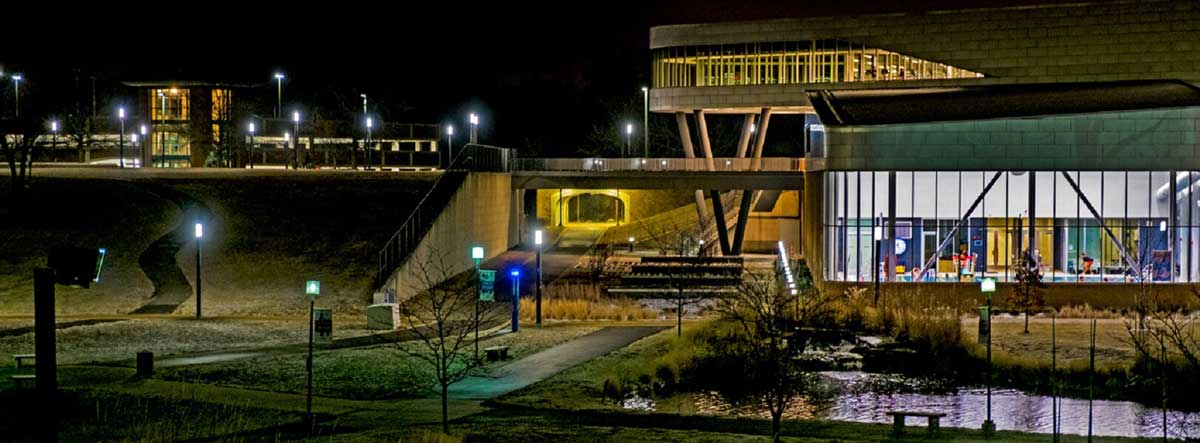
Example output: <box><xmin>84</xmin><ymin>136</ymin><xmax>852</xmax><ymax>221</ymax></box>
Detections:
<box><xmin>386</xmin><ymin>172</ymin><xmax>513</xmax><ymax>301</ymax></box>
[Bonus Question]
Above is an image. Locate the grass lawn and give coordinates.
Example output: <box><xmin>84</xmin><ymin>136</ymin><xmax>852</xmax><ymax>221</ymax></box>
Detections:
<box><xmin>0</xmin><ymin>178</ymin><xmax>177</xmax><ymax>315</ymax></box>
<box><xmin>961</xmin><ymin>316</ymin><xmax>1137</xmax><ymax>369</ymax></box>
<box><xmin>159</xmin><ymin>323</ymin><xmax>603</xmax><ymax>400</ymax></box>
<box><xmin>0</xmin><ymin>317</ymin><xmax>381</xmax><ymax>368</ymax></box>
<box><xmin>0</xmin><ymin>168</ymin><xmax>437</xmax><ymax>319</ymax></box>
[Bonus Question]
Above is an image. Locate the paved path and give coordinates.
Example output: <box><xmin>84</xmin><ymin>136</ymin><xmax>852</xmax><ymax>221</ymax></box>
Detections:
<box><xmin>448</xmin><ymin>325</ymin><xmax>666</xmax><ymax>400</ymax></box>
<box><xmin>130</xmin><ymin>183</ymin><xmax>211</xmax><ymax>315</ymax></box>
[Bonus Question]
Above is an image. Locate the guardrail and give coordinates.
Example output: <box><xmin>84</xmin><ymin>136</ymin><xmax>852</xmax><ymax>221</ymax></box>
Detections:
<box><xmin>514</xmin><ymin>157</ymin><xmax>804</xmax><ymax>172</ymax></box>
<box><xmin>376</xmin><ymin>144</ymin><xmax>514</xmax><ymax>288</ymax></box>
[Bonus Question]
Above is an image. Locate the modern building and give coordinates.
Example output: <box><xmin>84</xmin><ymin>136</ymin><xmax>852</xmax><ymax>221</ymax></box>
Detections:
<box><xmin>121</xmin><ymin>81</ymin><xmax>247</xmax><ymax>167</ymax></box>
<box><xmin>648</xmin><ymin>0</ymin><xmax>1200</xmax><ymax>298</ymax></box>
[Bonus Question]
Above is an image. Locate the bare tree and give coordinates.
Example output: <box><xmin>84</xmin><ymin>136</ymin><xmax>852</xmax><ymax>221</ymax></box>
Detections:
<box><xmin>395</xmin><ymin>248</ymin><xmax>501</xmax><ymax>434</ymax></box>
<box><xmin>639</xmin><ymin>219</ymin><xmax>716</xmax><ymax>337</ymax></box>
<box><xmin>1</xmin><ymin>123</ymin><xmax>43</xmax><ymax>197</ymax></box>
<box><xmin>713</xmin><ymin>266</ymin><xmax>835</xmax><ymax>443</ymax></box>
<box><xmin>63</xmin><ymin>112</ymin><xmax>96</xmax><ymax>162</ymax></box>
<box><xmin>1007</xmin><ymin>252</ymin><xmax>1045</xmax><ymax>334</ymax></box>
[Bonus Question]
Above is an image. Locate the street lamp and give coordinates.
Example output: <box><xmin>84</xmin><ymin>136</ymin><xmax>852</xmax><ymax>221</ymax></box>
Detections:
<box><xmin>304</xmin><ymin>279</ymin><xmax>320</xmax><ymax>428</ymax></box>
<box><xmin>534</xmin><ymin>229</ymin><xmax>544</xmax><ymax>327</ymax></box>
<box><xmin>471</xmin><ymin>246</ymin><xmax>485</xmax><ymax>357</ymax></box>
<box><xmin>139</xmin><ymin>125</ymin><xmax>147</xmax><ymax>167</ymax></box>
<box><xmin>194</xmin><ymin>222</ymin><xmax>204</xmax><ymax>319</ymax></box>
<box><xmin>49</xmin><ymin>120</ymin><xmax>59</xmax><ymax>153</ymax></box>
<box><xmin>624</xmin><ymin>123</ymin><xmax>633</xmax><ymax>158</ymax></box>
<box><xmin>981</xmin><ymin>276</ymin><xmax>997</xmax><ymax>434</ymax></box>
<box><xmin>510</xmin><ymin>269</ymin><xmax>521</xmax><ymax>333</ymax></box>
<box><xmin>628</xmin><ymin>236</ymin><xmax>636</xmax><ymax>253</ymax></box>
<box><xmin>12</xmin><ymin>74</ymin><xmax>23</xmax><ymax>118</ymax></box>
<box><xmin>641</xmin><ymin>86</ymin><xmax>648</xmax><ymax>157</ymax></box>
<box><xmin>118</xmin><ymin>107</ymin><xmax>126</xmax><ymax>168</ymax></box>
<box><xmin>274</xmin><ymin>73</ymin><xmax>285</xmax><ymax>118</ymax></box>
<box><xmin>248</xmin><ymin>122</ymin><xmax>257</xmax><ymax>169</ymax></box>
<box><xmin>469</xmin><ymin>113</ymin><xmax>479</xmax><ymax>145</ymax></box>
<box><xmin>445</xmin><ymin>125</ymin><xmax>454</xmax><ymax>168</ymax></box>
<box><xmin>292</xmin><ymin>111</ymin><xmax>300</xmax><ymax>169</ymax></box>
<box><xmin>365</xmin><ymin>117</ymin><xmax>374</xmax><ymax>171</ymax></box>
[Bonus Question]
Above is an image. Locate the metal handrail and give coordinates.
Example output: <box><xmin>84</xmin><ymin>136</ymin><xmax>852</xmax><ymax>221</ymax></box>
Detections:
<box><xmin>514</xmin><ymin>157</ymin><xmax>804</xmax><ymax>172</ymax></box>
<box><xmin>376</xmin><ymin>144</ymin><xmax>514</xmax><ymax>288</ymax></box>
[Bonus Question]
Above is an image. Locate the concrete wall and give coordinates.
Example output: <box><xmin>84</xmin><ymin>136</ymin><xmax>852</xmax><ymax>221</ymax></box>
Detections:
<box><xmin>746</xmin><ymin>190</ymin><xmax>802</xmax><ymax>252</ymax></box>
<box><xmin>649</xmin><ymin>0</ymin><xmax>1200</xmax><ymax>112</ymax></box>
<box><xmin>534</xmin><ymin>189</ymin><xmax>694</xmax><ymax>227</ymax></box>
<box><xmin>386</xmin><ymin>172</ymin><xmax>513</xmax><ymax>301</ymax></box>
<box><xmin>818</xmin><ymin>107</ymin><xmax>1200</xmax><ymax>171</ymax></box>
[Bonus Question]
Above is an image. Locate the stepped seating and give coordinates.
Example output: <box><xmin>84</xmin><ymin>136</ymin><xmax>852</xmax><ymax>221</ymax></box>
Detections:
<box><xmin>607</xmin><ymin>255</ymin><xmax>745</xmax><ymax>297</ymax></box>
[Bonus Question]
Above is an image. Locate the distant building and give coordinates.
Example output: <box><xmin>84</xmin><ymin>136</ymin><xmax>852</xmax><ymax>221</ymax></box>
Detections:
<box><xmin>122</xmin><ymin>81</ymin><xmax>246</xmax><ymax>168</ymax></box>
<box><xmin>649</xmin><ymin>1</ymin><xmax>1200</xmax><ymax>293</ymax></box>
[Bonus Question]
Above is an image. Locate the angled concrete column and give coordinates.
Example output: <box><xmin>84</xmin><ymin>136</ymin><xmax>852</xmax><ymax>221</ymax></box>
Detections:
<box><xmin>710</xmin><ymin>190</ymin><xmax>731</xmax><ymax>255</ymax></box>
<box><xmin>676</xmin><ymin>112</ymin><xmax>709</xmax><ymax>223</ymax></box>
<box><xmin>693</xmin><ymin>110</ymin><xmax>716</xmax><ymax>171</ymax></box>
<box><xmin>731</xmin><ymin>190</ymin><xmax>754</xmax><ymax>255</ymax></box>
<box><xmin>750</xmin><ymin>107</ymin><xmax>772</xmax><ymax>171</ymax></box>
<box><xmin>735</xmin><ymin>114</ymin><xmax>755</xmax><ymax>159</ymax></box>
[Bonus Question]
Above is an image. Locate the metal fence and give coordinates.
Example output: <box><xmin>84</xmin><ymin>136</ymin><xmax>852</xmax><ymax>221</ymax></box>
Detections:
<box><xmin>514</xmin><ymin>157</ymin><xmax>804</xmax><ymax>172</ymax></box>
<box><xmin>376</xmin><ymin>144</ymin><xmax>514</xmax><ymax>287</ymax></box>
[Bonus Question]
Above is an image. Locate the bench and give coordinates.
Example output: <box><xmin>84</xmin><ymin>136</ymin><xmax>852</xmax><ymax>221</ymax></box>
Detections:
<box><xmin>13</xmin><ymin>354</ymin><xmax>35</xmax><ymax>368</ymax></box>
<box><xmin>887</xmin><ymin>411</ymin><xmax>946</xmax><ymax>434</ymax></box>
<box><xmin>9</xmin><ymin>374</ymin><xmax>35</xmax><ymax>389</ymax></box>
<box><xmin>483</xmin><ymin>346</ymin><xmax>510</xmax><ymax>362</ymax></box>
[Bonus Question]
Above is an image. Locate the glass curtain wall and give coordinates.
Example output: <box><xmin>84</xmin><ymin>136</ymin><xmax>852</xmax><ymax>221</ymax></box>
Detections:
<box><xmin>824</xmin><ymin>171</ymin><xmax>1200</xmax><ymax>283</ymax></box>
<box><xmin>652</xmin><ymin>40</ymin><xmax>983</xmax><ymax>88</ymax></box>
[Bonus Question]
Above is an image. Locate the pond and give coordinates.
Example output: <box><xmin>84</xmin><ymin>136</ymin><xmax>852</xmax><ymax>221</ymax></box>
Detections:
<box><xmin>628</xmin><ymin>371</ymin><xmax>1200</xmax><ymax>439</ymax></box>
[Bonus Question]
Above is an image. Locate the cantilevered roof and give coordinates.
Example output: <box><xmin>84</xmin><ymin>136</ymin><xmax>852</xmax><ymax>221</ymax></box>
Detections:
<box><xmin>121</xmin><ymin>80</ymin><xmax>259</xmax><ymax>89</ymax></box>
<box><xmin>807</xmin><ymin>80</ymin><xmax>1200</xmax><ymax>126</ymax></box>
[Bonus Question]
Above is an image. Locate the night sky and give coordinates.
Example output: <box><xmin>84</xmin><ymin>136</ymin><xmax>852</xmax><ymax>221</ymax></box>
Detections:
<box><xmin>3</xmin><ymin>0</ymin><xmax>1077</xmax><ymax>155</ymax></box>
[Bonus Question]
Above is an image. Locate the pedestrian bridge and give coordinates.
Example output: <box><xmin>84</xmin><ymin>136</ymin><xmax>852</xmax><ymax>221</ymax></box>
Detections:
<box><xmin>512</xmin><ymin>157</ymin><xmax>805</xmax><ymax>190</ymax></box>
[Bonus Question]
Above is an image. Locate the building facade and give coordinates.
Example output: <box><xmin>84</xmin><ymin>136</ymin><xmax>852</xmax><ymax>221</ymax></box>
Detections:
<box><xmin>648</xmin><ymin>0</ymin><xmax>1200</xmax><ymax>296</ymax></box>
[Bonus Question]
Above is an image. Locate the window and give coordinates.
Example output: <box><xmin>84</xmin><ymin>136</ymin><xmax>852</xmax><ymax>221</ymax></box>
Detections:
<box><xmin>151</xmin><ymin>88</ymin><xmax>189</xmax><ymax>121</ymax></box>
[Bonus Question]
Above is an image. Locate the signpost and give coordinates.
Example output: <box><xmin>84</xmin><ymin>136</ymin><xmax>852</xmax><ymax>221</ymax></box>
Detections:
<box><xmin>305</xmin><ymin>280</ymin><xmax>319</xmax><ymax>430</ymax></box>
<box><xmin>478</xmin><ymin>270</ymin><xmax>496</xmax><ymax>302</ymax></box>
<box><xmin>980</xmin><ymin>276</ymin><xmax>996</xmax><ymax>434</ymax></box>
<box><xmin>314</xmin><ymin>309</ymin><xmax>333</xmax><ymax>346</ymax></box>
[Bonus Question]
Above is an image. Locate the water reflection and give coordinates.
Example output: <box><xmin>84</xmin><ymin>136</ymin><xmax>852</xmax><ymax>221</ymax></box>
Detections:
<box><xmin>649</xmin><ymin>372</ymin><xmax>1200</xmax><ymax>439</ymax></box>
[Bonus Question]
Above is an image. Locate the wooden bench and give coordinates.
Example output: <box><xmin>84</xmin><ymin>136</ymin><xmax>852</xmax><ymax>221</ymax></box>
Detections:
<box><xmin>13</xmin><ymin>354</ymin><xmax>35</xmax><ymax>368</ymax></box>
<box><xmin>483</xmin><ymin>346</ymin><xmax>510</xmax><ymax>362</ymax></box>
<box><xmin>887</xmin><ymin>411</ymin><xmax>946</xmax><ymax>434</ymax></box>
<box><xmin>9</xmin><ymin>374</ymin><xmax>35</xmax><ymax>389</ymax></box>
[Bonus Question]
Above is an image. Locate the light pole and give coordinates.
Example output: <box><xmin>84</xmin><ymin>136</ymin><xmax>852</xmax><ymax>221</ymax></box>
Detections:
<box><xmin>641</xmin><ymin>86</ymin><xmax>648</xmax><ymax>157</ymax></box>
<box><xmin>365</xmin><ymin>117</ymin><xmax>373</xmax><ymax>171</ymax></box>
<box><xmin>274</xmin><ymin>73</ymin><xmax>285</xmax><ymax>118</ymax></box>
<box><xmin>469</xmin><ymin>113</ymin><xmax>479</xmax><ymax>145</ymax></box>
<box><xmin>534</xmin><ymin>229</ymin><xmax>543</xmax><ymax>328</ymax></box>
<box><xmin>510</xmin><ymin>269</ymin><xmax>520</xmax><ymax>333</ymax></box>
<box><xmin>118</xmin><ymin>108</ymin><xmax>126</xmax><ymax>168</ymax></box>
<box><xmin>445</xmin><ymin>125</ymin><xmax>454</xmax><ymax>168</ymax></box>
<box><xmin>158</xmin><ymin>91</ymin><xmax>167</xmax><ymax>167</ymax></box>
<box><xmin>292</xmin><ymin>111</ymin><xmax>301</xmax><ymax>169</ymax></box>
<box><xmin>49</xmin><ymin>120</ymin><xmax>59</xmax><ymax>155</ymax></box>
<box><xmin>981</xmin><ymin>277</ymin><xmax>997</xmax><ymax>434</ymax></box>
<box><xmin>624</xmin><ymin>123</ymin><xmax>633</xmax><ymax>158</ymax></box>
<box><xmin>139</xmin><ymin>125</ymin><xmax>147</xmax><ymax>168</ymax></box>
<box><xmin>628</xmin><ymin>236</ymin><xmax>636</xmax><ymax>253</ymax></box>
<box><xmin>304</xmin><ymin>280</ymin><xmax>319</xmax><ymax>430</ymax></box>
<box><xmin>248</xmin><ymin>122</ymin><xmax>256</xmax><ymax>169</ymax></box>
<box><xmin>471</xmin><ymin>246</ymin><xmax>485</xmax><ymax>357</ymax></box>
<box><xmin>12</xmin><ymin>74</ymin><xmax>23</xmax><ymax>118</ymax></box>
<box><xmin>195</xmin><ymin>222</ymin><xmax>204</xmax><ymax>319</ymax></box>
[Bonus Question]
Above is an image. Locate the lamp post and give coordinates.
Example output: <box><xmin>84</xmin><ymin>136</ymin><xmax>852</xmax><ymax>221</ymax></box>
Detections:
<box><xmin>641</xmin><ymin>86</ymin><xmax>648</xmax><ymax>157</ymax></box>
<box><xmin>158</xmin><ymin>91</ymin><xmax>167</xmax><ymax>167</ymax></box>
<box><xmin>471</xmin><ymin>246</ymin><xmax>485</xmax><ymax>357</ymax></box>
<box><xmin>624</xmin><ymin>123</ymin><xmax>633</xmax><ymax>158</ymax></box>
<box><xmin>248</xmin><ymin>122</ymin><xmax>256</xmax><ymax>169</ymax></box>
<box><xmin>292</xmin><ymin>111</ymin><xmax>300</xmax><ymax>169</ymax></box>
<box><xmin>304</xmin><ymin>280</ymin><xmax>319</xmax><ymax>430</ymax></box>
<box><xmin>365</xmin><ymin>117</ymin><xmax>373</xmax><ymax>171</ymax></box>
<box><xmin>469</xmin><ymin>113</ymin><xmax>478</xmax><ymax>145</ymax></box>
<box><xmin>628</xmin><ymin>236</ymin><xmax>636</xmax><ymax>253</ymax></box>
<box><xmin>981</xmin><ymin>277</ymin><xmax>997</xmax><ymax>434</ymax></box>
<box><xmin>510</xmin><ymin>269</ymin><xmax>520</xmax><ymax>333</ymax></box>
<box><xmin>534</xmin><ymin>229</ymin><xmax>543</xmax><ymax>328</ymax></box>
<box><xmin>139</xmin><ymin>125</ymin><xmax>147</xmax><ymax>168</ymax></box>
<box><xmin>445</xmin><ymin>125</ymin><xmax>454</xmax><ymax>168</ymax></box>
<box><xmin>195</xmin><ymin>222</ymin><xmax>204</xmax><ymax>319</ymax></box>
<box><xmin>274</xmin><ymin>73</ymin><xmax>285</xmax><ymax>118</ymax></box>
<box><xmin>118</xmin><ymin>108</ymin><xmax>126</xmax><ymax>168</ymax></box>
<box><xmin>12</xmin><ymin>74</ymin><xmax>23</xmax><ymax>118</ymax></box>
<box><xmin>49</xmin><ymin>120</ymin><xmax>59</xmax><ymax>154</ymax></box>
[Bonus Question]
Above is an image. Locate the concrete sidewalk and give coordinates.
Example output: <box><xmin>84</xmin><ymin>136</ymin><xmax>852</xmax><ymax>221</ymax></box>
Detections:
<box><xmin>448</xmin><ymin>325</ymin><xmax>666</xmax><ymax>400</ymax></box>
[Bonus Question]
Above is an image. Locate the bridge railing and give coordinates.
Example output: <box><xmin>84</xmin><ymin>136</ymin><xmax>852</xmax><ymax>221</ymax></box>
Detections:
<box><xmin>514</xmin><ymin>157</ymin><xmax>804</xmax><ymax>172</ymax></box>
